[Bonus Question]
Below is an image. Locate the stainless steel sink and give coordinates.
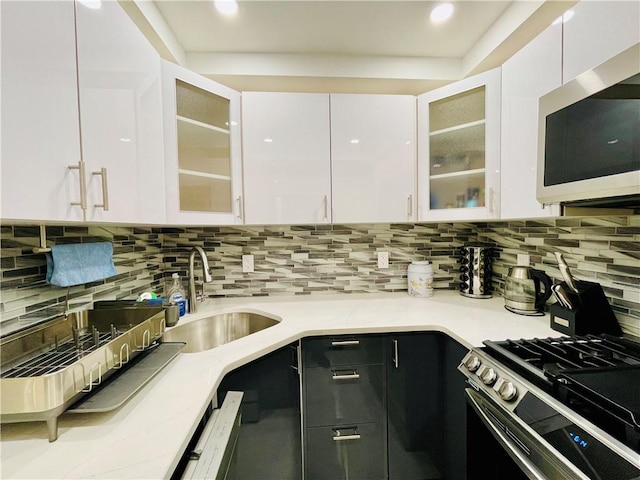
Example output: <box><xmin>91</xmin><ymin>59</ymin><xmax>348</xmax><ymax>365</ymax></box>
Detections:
<box><xmin>162</xmin><ymin>311</ymin><xmax>280</xmax><ymax>353</ymax></box>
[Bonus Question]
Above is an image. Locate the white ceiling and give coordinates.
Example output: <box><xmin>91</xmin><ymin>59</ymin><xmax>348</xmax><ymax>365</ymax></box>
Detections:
<box><xmin>122</xmin><ymin>0</ymin><xmax>577</xmax><ymax>94</ymax></box>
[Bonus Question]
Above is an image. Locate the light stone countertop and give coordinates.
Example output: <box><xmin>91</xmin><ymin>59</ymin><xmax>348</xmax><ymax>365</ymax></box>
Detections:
<box><xmin>0</xmin><ymin>291</ymin><xmax>561</xmax><ymax>479</ymax></box>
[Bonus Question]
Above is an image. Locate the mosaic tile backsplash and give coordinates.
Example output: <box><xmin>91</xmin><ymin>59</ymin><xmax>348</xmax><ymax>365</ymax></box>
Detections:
<box><xmin>1</xmin><ymin>216</ymin><xmax>638</xmax><ymax>337</ymax></box>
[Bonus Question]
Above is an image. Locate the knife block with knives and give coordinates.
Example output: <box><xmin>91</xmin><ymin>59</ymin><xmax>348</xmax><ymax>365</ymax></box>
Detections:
<box><xmin>549</xmin><ymin>252</ymin><xmax>622</xmax><ymax>336</ymax></box>
<box><xmin>549</xmin><ymin>280</ymin><xmax>622</xmax><ymax>336</ymax></box>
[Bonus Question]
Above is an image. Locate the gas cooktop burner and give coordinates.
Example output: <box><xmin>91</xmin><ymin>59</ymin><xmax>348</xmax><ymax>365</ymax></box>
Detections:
<box><xmin>482</xmin><ymin>333</ymin><xmax>640</xmax><ymax>453</ymax></box>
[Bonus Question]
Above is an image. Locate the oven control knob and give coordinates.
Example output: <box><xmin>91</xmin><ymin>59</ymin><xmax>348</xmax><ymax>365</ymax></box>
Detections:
<box><xmin>463</xmin><ymin>354</ymin><xmax>481</xmax><ymax>372</ymax></box>
<box><xmin>476</xmin><ymin>365</ymin><xmax>497</xmax><ymax>385</ymax></box>
<box><xmin>494</xmin><ymin>378</ymin><xmax>518</xmax><ymax>402</ymax></box>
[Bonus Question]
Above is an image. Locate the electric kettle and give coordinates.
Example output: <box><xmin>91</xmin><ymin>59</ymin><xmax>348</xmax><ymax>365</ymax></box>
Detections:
<box><xmin>504</xmin><ymin>266</ymin><xmax>553</xmax><ymax>316</ymax></box>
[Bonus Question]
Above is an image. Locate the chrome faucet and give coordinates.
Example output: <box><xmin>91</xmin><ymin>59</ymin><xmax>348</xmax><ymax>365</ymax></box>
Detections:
<box><xmin>188</xmin><ymin>246</ymin><xmax>213</xmax><ymax>313</ymax></box>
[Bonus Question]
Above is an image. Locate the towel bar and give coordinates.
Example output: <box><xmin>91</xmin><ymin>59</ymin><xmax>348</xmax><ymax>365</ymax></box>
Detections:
<box><xmin>32</xmin><ymin>225</ymin><xmax>51</xmax><ymax>253</ymax></box>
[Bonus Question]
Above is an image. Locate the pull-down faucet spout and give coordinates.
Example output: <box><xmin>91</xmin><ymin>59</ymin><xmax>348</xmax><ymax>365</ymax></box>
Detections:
<box><xmin>188</xmin><ymin>246</ymin><xmax>212</xmax><ymax>313</ymax></box>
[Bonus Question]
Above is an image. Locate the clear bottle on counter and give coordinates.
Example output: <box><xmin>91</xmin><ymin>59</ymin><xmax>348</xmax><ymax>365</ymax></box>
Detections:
<box><xmin>408</xmin><ymin>261</ymin><xmax>434</xmax><ymax>297</ymax></box>
<box><xmin>167</xmin><ymin>273</ymin><xmax>187</xmax><ymax>316</ymax></box>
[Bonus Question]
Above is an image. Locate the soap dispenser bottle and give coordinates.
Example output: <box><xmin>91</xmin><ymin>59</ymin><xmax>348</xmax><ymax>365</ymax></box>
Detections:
<box><xmin>167</xmin><ymin>273</ymin><xmax>187</xmax><ymax>316</ymax></box>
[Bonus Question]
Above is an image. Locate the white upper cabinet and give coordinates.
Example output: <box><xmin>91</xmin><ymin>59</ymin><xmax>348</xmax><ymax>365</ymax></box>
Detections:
<box><xmin>162</xmin><ymin>61</ymin><xmax>243</xmax><ymax>225</ymax></box>
<box><xmin>242</xmin><ymin>93</ymin><xmax>331</xmax><ymax>225</ymax></box>
<box><xmin>1</xmin><ymin>1</ymin><xmax>165</xmax><ymax>224</ymax></box>
<box><xmin>562</xmin><ymin>1</ymin><xmax>640</xmax><ymax>84</ymax></box>
<box><xmin>330</xmin><ymin>94</ymin><xmax>417</xmax><ymax>223</ymax></box>
<box><xmin>1</xmin><ymin>1</ymin><xmax>84</xmax><ymax>222</ymax></box>
<box><xmin>417</xmin><ymin>68</ymin><xmax>501</xmax><ymax>221</ymax></box>
<box><xmin>500</xmin><ymin>23</ymin><xmax>562</xmax><ymax>220</ymax></box>
<box><xmin>76</xmin><ymin>0</ymin><xmax>165</xmax><ymax>224</ymax></box>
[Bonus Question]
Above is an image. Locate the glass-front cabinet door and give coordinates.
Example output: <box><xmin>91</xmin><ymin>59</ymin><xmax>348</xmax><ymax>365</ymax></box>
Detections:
<box><xmin>417</xmin><ymin>68</ymin><xmax>501</xmax><ymax>221</ymax></box>
<box><xmin>162</xmin><ymin>60</ymin><xmax>243</xmax><ymax>224</ymax></box>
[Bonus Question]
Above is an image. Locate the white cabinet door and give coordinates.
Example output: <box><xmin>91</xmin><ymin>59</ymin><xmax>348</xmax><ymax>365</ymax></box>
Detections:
<box><xmin>330</xmin><ymin>94</ymin><xmax>416</xmax><ymax>223</ymax></box>
<box><xmin>242</xmin><ymin>93</ymin><xmax>331</xmax><ymax>225</ymax></box>
<box><xmin>417</xmin><ymin>68</ymin><xmax>501</xmax><ymax>221</ymax></box>
<box><xmin>162</xmin><ymin>61</ymin><xmax>243</xmax><ymax>225</ymax></box>
<box><xmin>562</xmin><ymin>1</ymin><xmax>640</xmax><ymax>84</ymax></box>
<box><xmin>500</xmin><ymin>23</ymin><xmax>562</xmax><ymax>220</ymax></box>
<box><xmin>76</xmin><ymin>0</ymin><xmax>165</xmax><ymax>224</ymax></box>
<box><xmin>1</xmin><ymin>1</ymin><xmax>84</xmax><ymax>222</ymax></box>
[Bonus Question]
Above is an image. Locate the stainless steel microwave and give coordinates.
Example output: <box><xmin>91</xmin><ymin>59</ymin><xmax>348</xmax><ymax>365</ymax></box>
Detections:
<box><xmin>537</xmin><ymin>44</ymin><xmax>640</xmax><ymax>207</ymax></box>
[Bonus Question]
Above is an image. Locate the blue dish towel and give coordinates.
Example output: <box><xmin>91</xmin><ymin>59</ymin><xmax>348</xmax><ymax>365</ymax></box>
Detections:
<box><xmin>46</xmin><ymin>242</ymin><xmax>117</xmax><ymax>287</ymax></box>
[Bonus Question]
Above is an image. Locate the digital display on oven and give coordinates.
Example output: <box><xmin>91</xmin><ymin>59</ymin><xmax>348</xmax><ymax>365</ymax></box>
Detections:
<box><xmin>569</xmin><ymin>432</ymin><xmax>588</xmax><ymax>449</ymax></box>
<box><xmin>514</xmin><ymin>393</ymin><xmax>639</xmax><ymax>480</ymax></box>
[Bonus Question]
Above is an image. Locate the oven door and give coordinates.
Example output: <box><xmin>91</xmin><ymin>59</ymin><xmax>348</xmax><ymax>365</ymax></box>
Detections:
<box><xmin>465</xmin><ymin>388</ymin><xmax>589</xmax><ymax>480</ymax></box>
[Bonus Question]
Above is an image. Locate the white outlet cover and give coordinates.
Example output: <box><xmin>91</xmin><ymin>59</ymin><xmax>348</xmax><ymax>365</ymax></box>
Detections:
<box><xmin>517</xmin><ymin>254</ymin><xmax>530</xmax><ymax>266</ymax></box>
<box><xmin>242</xmin><ymin>254</ymin><xmax>254</xmax><ymax>273</ymax></box>
<box><xmin>378</xmin><ymin>251</ymin><xmax>389</xmax><ymax>269</ymax></box>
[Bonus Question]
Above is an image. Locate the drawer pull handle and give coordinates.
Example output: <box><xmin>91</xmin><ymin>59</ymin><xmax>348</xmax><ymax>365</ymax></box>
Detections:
<box><xmin>331</xmin><ymin>340</ymin><xmax>360</xmax><ymax>346</ymax></box>
<box><xmin>332</xmin><ymin>371</ymin><xmax>359</xmax><ymax>380</ymax></box>
<box><xmin>332</xmin><ymin>427</ymin><xmax>361</xmax><ymax>441</ymax></box>
<box><xmin>333</xmin><ymin>434</ymin><xmax>361</xmax><ymax>441</ymax></box>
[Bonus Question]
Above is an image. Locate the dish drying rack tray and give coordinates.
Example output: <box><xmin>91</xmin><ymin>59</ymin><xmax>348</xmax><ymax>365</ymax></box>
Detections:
<box><xmin>0</xmin><ymin>306</ymin><xmax>167</xmax><ymax>442</ymax></box>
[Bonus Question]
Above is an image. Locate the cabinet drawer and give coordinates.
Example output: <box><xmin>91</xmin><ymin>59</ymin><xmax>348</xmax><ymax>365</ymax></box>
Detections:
<box><xmin>304</xmin><ymin>364</ymin><xmax>385</xmax><ymax>427</ymax></box>
<box><xmin>305</xmin><ymin>423</ymin><xmax>387</xmax><ymax>480</ymax></box>
<box><xmin>302</xmin><ymin>336</ymin><xmax>384</xmax><ymax>368</ymax></box>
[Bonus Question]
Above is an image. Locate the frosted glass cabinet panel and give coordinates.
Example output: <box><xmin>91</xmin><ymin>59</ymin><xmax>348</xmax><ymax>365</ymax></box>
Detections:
<box><xmin>418</xmin><ymin>68</ymin><xmax>501</xmax><ymax>221</ymax></box>
<box><xmin>176</xmin><ymin>81</ymin><xmax>232</xmax><ymax>213</ymax></box>
<box><xmin>162</xmin><ymin>61</ymin><xmax>242</xmax><ymax>224</ymax></box>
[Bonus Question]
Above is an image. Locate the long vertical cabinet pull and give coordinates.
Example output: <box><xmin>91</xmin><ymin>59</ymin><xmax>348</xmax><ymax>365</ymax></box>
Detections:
<box><xmin>69</xmin><ymin>162</ymin><xmax>87</xmax><ymax>217</ymax></box>
<box><xmin>407</xmin><ymin>194</ymin><xmax>413</xmax><ymax>220</ymax></box>
<box><xmin>489</xmin><ymin>187</ymin><xmax>495</xmax><ymax>215</ymax></box>
<box><xmin>92</xmin><ymin>167</ymin><xmax>109</xmax><ymax>211</ymax></box>
<box><xmin>236</xmin><ymin>196</ymin><xmax>243</xmax><ymax>221</ymax></box>
<box><xmin>393</xmin><ymin>339</ymin><xmax>399</xmax><ymax>369</ymax></box>
<box><xmin>323</xmin><ymin>195</ymin><xmax>329</xmax><ymax>222</ymax></box>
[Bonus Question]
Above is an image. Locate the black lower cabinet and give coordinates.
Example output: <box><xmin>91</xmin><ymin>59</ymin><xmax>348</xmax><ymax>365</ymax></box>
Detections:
<box><xmin>302</xmin><ymin>332</ymin><xmax>468</xmax><ymax>480</ymax></box>
<box><xmin>302</xmin><ymin>335</ymin><xmax>387</xmax><ymax>480</ymax></box>
<box><xmin>386</xmin><ymin>332</ymin><xmax>468</xmax><ymax>480</ymax></box>
<box><xmin>178</xmin><ymin>332</ymin><xmax>468</xmax><ymax>480</ymax></box>
<box><xmin>217</xmin><ymin>343</ymin><xmax>302</xmax><ymax>480</ymax></box>
<box><xmin>387</xmin><ymin>333</ymin><xmax>444</xmax><ymax>480</ymax></box>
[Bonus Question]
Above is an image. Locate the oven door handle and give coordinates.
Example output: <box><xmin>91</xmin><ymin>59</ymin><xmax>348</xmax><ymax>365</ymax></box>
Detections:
<box><xmin>465</xmin><ymin>388</ymin><xmax>589</xmax><ymax>480</ymax></box>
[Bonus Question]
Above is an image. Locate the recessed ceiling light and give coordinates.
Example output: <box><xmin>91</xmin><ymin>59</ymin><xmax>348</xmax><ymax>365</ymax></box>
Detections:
<box><xmin>430</xmin><ymin>3</ymin><xmax>454</xmax><ymax>24</ymax></box>
<box><xmin>214</xmin><ymin>0</ymin><xmax>238</xmax><ymax>16</ymax></box>
<box><xmin>552</xmin><ymin>10</ymin><xmax>574</xmax><ymax>25</ymax></box>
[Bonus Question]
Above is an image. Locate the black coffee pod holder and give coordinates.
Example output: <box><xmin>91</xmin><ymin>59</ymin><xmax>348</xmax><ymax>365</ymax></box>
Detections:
<box><xmin>549</xmin><ymin>280</ymin><xmax>622</xmax><ymax>336</ymax></box>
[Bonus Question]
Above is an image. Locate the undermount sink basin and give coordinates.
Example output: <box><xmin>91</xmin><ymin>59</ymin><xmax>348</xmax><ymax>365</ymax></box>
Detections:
<box><xmin>162</xmin><ymin>311</ymin><xmax>280</xmax><ymax>353</ymax></box>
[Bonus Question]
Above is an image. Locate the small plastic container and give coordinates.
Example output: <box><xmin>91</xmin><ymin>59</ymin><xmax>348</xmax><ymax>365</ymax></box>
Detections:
<box><xmin>167</xmin><ymin>273</ymin><xmax>187</xmax><ymax>316</ymax></box>
<box><xmin>407</xmin><ymin>261</ymin><xmax>434</xmax><ymax>298</ymax></box>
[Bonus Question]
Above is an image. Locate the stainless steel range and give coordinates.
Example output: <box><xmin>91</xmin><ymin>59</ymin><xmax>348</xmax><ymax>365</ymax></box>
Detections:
<box><xmin>459</xmin><ymin>334</ymin><xmax>640</xmax><ymax>479</ymax></box>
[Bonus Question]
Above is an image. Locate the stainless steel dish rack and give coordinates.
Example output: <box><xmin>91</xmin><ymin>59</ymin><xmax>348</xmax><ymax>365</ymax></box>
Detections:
<box><xmin>0</xmin><ymin>306</ymin><xmax>167</xmax><ymax>441</ymax></box>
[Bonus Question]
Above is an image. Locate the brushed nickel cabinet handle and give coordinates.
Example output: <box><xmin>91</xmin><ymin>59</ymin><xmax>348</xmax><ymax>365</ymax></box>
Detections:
<box><xmin>332</xmin><ymin>370</ymin><xmax>359</xmax><ymax>380</ymax></box>
<box><xmin>69</xmin><ymin>161</ymin><xmax>87</xmax><ymax>211</ymax></box>
<box><xmin>331</xmin><ymin>340</ymin><xmax>360</xmax><ymax>346</ymax></box>
<box><xmin>332</xmin><ymin>427</ymin><xmax>361</xmax><ymax>441</ymax></box>
<box><xmin>407</xmin><ymin>194</ymin><xmax>413</xmax><ymax>219</ymax></box>
<box><xmin>489</xmin><ymin>187</ymin><xmax>494</xmax><ymax>215</ymax></box>
<box><xmin>92</xmin><ymin>167</ymin><xmax>109</xmax><ymax>211</ymax></box>
<box><xmin>393</xmin><ymin>339</ymin><xmax>399</xmax><ymax>369</ymax></box>
<box><xmin>236</xmin><ymin>196</ymin><xmax>243</xmax><ymax>220</ymax></box>
<box><xmin>323</xmin><ymin>195</ymin><xmax>328</xmax><ymax>222</ymax></box>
